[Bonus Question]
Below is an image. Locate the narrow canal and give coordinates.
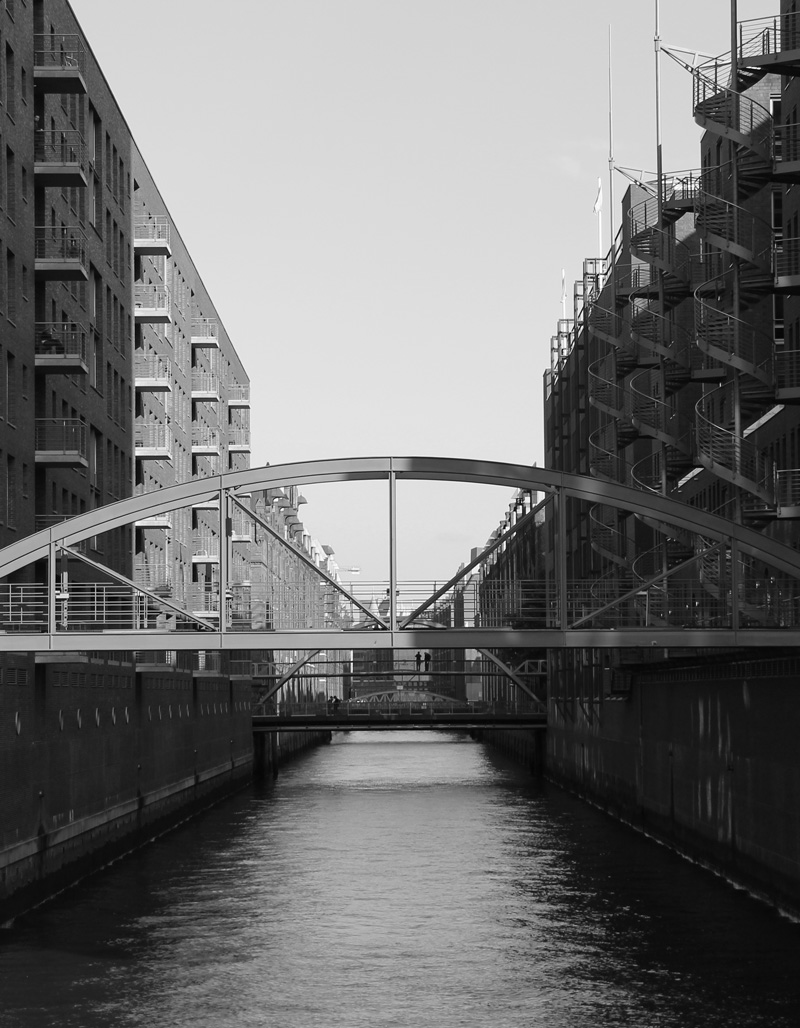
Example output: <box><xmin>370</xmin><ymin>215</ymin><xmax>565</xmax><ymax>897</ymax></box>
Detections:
<box><xmin>1</xmin><ymin>732</ymin><xmax>799</xmax><ymax>1027</ymax></box>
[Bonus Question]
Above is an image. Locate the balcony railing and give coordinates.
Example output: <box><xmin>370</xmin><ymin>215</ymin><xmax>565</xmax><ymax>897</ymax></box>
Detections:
<box><xmin>134</xmin><ymin>284</ymin><xmax>171</xmax><ymax>322</ymax></box>
<box><xmin>134</xmin><ymin>353</ymin><xmax>173</xmax><ymax>390</ymax></box>
<box><xmin>35</xmin><ymin>419</ymin><xmax>88</xmax><ymax>465</ymax></box>
<box><xmin>228</xmin><ymin>427</ymin><xmax>250</xmax><ymax>449</ymax></box>
<box><xmin>134</xmin><ymin>423</ymin><xmax>172</xmax><ymax>458</ymax></box>
<box><xmin>34</xmin><ymin>130</ymin><xmax>87</xmax><ymax>186</ymax></box>
<box><xmin>192</xmin><ymin>427</ymin><xmax>221</xmax><ymax>451</ymax></box>
<box><xmin>133</xmin><ymin>216</ymin><xmax>172</xmax><ymax>256</ymax></box>
<box><xmin>35</xmin><ymin>226</ymin><xmax>88</xmax><ymax>280</ymax></box>
<box><xmin>191</xmin><ymin>373</ymin><xmax>220</xmax><ymax>397</ymax></box>
<box><xmin>738</xmin><ymin>13</ymin><xmax>800</xmax><ymax>63</ymax></box>
<box><xmin>191</xmin><ymin>319</ymin><xmax>220</xmax><ymax>347</ymax></box>
<box><xmin>35</xmin><ymin>323</ymin><xmax>88</xmax><ymax>372</ymax></box>
<box><xmin>33</xmin><ymin>34</ymin><xmax>87</xmax><ymax>92</ymax></box>
<box><xmin>228</xmin><ymin>384</ymin><xmax>250</xmax><ymax>405</ymax></box>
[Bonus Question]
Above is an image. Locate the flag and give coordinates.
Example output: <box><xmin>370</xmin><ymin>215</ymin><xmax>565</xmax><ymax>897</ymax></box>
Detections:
<box><xmin>593</xmin><ymin>177</ymin><xmax>603</xmax><ymax>215</ymax></box>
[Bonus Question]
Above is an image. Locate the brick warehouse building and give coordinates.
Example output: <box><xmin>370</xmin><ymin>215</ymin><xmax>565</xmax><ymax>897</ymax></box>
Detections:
<box><xmin>536</xmin><ymin>2</ymin><xmax>800</xmax><ymax>913</ymax></box>
<box><xmin>0</xmin><ymin>0</ymin><xmax>331</xmax><ymax>916</ymax></box>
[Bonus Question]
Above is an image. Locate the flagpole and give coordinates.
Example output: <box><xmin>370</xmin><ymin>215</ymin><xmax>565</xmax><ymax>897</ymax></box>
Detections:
<box><xmin>608</xmin><ymin>25</ymin><xmax>615</xmax><ymax>267</ymax></box>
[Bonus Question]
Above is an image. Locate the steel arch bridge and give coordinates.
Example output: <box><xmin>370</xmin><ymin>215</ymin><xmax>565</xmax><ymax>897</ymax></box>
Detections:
<box><xmin>1</xmin><ymin>456</ymin><xmax>800</xmax><ymax>654</ymax></box>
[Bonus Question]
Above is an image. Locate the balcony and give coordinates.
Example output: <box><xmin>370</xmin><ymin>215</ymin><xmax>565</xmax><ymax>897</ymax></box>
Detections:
<box><xmin>35</xmin><ymin>323</ymin><xmax>88</xmax><ymax>374</ymax></box>
<box><xmin>191</xmin><ymin>319</ymin><xmax>220</xmax><ymax>348</ymax></box>
<box><xmin>192</xmin><ymin>538</ymin><xmax>220</xmax><ymax>565</ymax></box>
<box><xmin>135</xmin><ymin>513</ymin><xmax>172</xmax><ymax>530</ymax></box>
<box><xmin>192</xmin><ymin>427</ymin><xmax>221</xmax><ymax>456</ymax></box>
<box><xmin>33</xmin><ymin>34</ymin><xmax>87</xmax><ymax>93</ymax></box>
<box><xmin>228</xmin><ymin>384</ymin><xmax>250</xmax><ymax>407</ymax></box>
<box><xmin>134</xmin><ymin>353</ymin><xmax>173</xmax><ymax>392</ymax></box>
<box><xmin>191</xmin><ymin>373</ymin><xmax>220</xmax><ymax>402</ymax></box>
<box><xmin>134</xmin><ymin>284</ymin><xmax>171</xmax><ymax>324</ymax></box>
<box><xmin>35</xmin><ymin>419</ymin><xmax>88</xmax><ymax>467</ymax></box>
<box><xmin>35</xmin><ymin>227</ymin><xmax>88</xmax><ymax>281</ymax></box>
<box><xmin>34</xmin><ymin>130</ymin><xmax>87</xmax><ymax>187</ymax></box>
<box><xmin>228</xmin><ymin>427</ymin><xmax>250</xmax><ymax>452</ymax></box>
<box><xmin>134</xmin><ymin>216</ymin><xmax>172</xmax><ymax>257</ymax></box>
<box><xmin>134</xmin><ymin>423</ymin><xmax>172</xmax><ymax>460</ymax></box>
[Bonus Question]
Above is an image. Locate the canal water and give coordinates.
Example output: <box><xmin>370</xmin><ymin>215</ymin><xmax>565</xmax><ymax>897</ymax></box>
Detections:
<box><xmin>1</xmin><ymin>732</ymin><xmax>799</xmax><ymax>1027</ymax></box>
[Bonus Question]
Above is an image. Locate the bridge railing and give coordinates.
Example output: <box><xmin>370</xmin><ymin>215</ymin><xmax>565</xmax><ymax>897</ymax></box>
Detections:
<box><xmin>4</xmin><ymin>571</ymin><xmax>800</xmax><ymax>633</ymax></box>
<box><xmin>254</xmin><ymin>699</ymin><xmax>545</xmax><ymax>718</ymax></box>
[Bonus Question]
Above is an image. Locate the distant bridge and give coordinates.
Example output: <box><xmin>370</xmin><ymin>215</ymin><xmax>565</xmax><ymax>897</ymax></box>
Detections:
<box><xmin>253</xmin><ymin>693</ymin><xmax>546</xmax><ymax>732</ymax></box>
<box><xmin>1</xmin><ymin>456</ymin><xmax>799</xmax><ymax>652</ymax></box>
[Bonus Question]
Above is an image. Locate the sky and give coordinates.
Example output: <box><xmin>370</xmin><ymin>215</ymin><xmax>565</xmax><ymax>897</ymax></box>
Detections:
<box><xmin>69</xmin><ymin>0</ymin><xmax>775</xmax><ymax>584</ymax></box>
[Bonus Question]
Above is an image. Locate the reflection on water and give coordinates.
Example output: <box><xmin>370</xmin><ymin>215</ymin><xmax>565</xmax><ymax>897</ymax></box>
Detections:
<box><xmin>1</xmin><ymin>732</ymin><xmax>799</xmax><ymax>1027</ymax></box>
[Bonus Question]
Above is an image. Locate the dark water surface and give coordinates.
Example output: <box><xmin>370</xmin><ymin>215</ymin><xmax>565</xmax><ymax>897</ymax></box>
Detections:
<box><xmin>1</xmin><ymin>732</ymin><xmax>799</xmax><ymax>1027</ymax></box>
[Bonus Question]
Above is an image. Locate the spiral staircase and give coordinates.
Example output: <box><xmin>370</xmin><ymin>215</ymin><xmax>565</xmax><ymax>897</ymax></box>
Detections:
<box><xmin>691</xmin><ymin>57</ymin><xmax>779</xmax><ymax>510</ymax></box>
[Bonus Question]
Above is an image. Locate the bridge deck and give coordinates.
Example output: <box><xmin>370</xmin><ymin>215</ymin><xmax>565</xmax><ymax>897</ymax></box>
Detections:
<box><xmin>253</xmin><ymin>711</ymin><xmax>547</xmax><ymax>732</ymax></box>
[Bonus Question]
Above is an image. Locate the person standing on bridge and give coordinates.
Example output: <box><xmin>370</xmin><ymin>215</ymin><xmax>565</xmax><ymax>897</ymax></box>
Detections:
<box><xmin>424</xmin><ymin>652</ymin><xmax>431</xmax><ymax>672</ymax></box>
<box><xmin>415</xmin><ymin>651</ymin><xmax>422</xmax><ymax>672</ymax></box>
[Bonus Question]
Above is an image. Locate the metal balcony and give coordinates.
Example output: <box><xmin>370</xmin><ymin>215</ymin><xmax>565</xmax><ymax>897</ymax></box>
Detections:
<box><xmin>34</xmin><ymin>130</ymin><xmax>87</xmax><ymax>187</ymax></box>
<box><xmin>33</xmin><ymin>34</ymin><xmax>87</xmax><ymax>93</ymax></box>
<box><xmin>134</xmin><ymin>284</ymin><xmax>171</xmax><ymax>324</ymax></box>
<box><xmin>191</xmin><ymin>319</ymin><xmax>220</xmax><ymax>348</ymax></box>
<box><xmin>35</xmin><ymin>419</ymin><xmax>88</xmax><ymax>467</ymax></box>
<box><xmin>737</xmin><ymin>12</ymin><xmax>800</xmax><ymax>74</ymax></box>
<box><xmin>35</xmin><ymin>227</ymin><xmax>88</xmax><ymax>281</ymax></box>
<box><xmin>134</xmin><ymin>423</ymin><xmax>172</xmax><ymax>460</ymax></box>
<box><xmin>228</xmin><ymin>384</ymin><xmax>250</xmax><ymax>407</ymax></box>
<box><xmin>228</xmin><ymin>427</ymin><xmax>250</xmax><ymax>452</ymax></box>
<box><xmin>135</xmin><ymin>512</ymin><xmax>173</xmax><ymax>530</ymax></box>
<box><xmin>192</xmin><ymin>428</ymin><xmax>221</xmax><ymax>456</ymax></box>
<box><xmin>191</xmin><ymin>373</ymin><xmax>220</xmax><ymax>402</ymax></box>
<box><xmin>35</xmin><ymin>323</ymin><xmax>88</xmax><ymax>374</ymax></box>
<box><xmin>133</xmin><ymin>216</ymin><xmax>172</xmax><ymax>257</ymax></box>
<box><xmin>192</xmin><ymin>539</ymin><xmax>220</xmax><ymax>565</ymax></box>
<box><xmin>134</xmin><ymin>353</ymin><xmax>173</xmax><ymax>392</ymax></box>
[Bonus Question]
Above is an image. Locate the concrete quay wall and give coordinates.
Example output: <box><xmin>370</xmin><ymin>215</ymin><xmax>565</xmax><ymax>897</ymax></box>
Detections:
<box><xmin>0</xmin><ymin>662</ymin><xmax>327</xmax><ymax>921</ymax></box>
<box><xmin>546</xmin><ymin>668</ymin><xmax>800</xmax><ymax>916</ymax></box>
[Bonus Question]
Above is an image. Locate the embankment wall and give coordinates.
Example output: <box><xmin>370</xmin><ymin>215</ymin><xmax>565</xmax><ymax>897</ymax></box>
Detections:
<box><xmin>545</xmin><ymin>668</ymin><xmax>800</xmax><ymax>916</ymax></box>
<box><xmin>0</xmin><ymin>661</ymin><xmax>326</xmax><ymax>920</ymax></box>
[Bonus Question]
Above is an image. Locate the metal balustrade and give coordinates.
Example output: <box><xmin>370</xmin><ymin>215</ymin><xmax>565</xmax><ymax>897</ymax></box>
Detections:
<box><xmin>35</xmin><ymin>418</ymin><xmax>87</xmax><ymax>459</ymax></box>
<box><xmin>34</xmin><ymin>227</ymin><xmax>88</xmax><ymax>277</ymax></box>
<box><xmin>191</xmin><ymin>373</ymin><xmax>220</xmax><ymax>396</ymax></box>
<box><xmin>34</xmin><ymin>130</ymin><xmax>87</xmax><ymax>178</ymax></box>
<box><xmin>776</xmin><ymin>349</ymin><xmax>800</xmax><ymax>393</ymax></box>
<box><xmin>191</xmin><ymin>319</ymin><xmax>220</xmax><ymax>345</ymax></box>
<box><xmin>134</xmin><ymin>423</ymin><xmax>172</xmax><ymax>456</ymax></box>
<box><xmin>228</xmin><ymin>384</ymin><xmax>250</xmax><ymax>405</ymax></box>
<box><xmin>134</xmin><ymin>285</ymin><xmax>171</xmax><ymax>316</ymax></box>
<box><xmin>695</xmin><ymin>387</ymin><xmax>776</xmax><ymax>503</ymax></box>
<box><xmin>134</xmin><ymin>353</ymin><xmax>172</xmax><ymax>386</ymax></box>
<box><xmin>696</xmin><ymin>187</ymin><xmax>773</xmax><ymax>269</ymax></box>
<box><xmin>694</xmin><ymin>291</ymin><xmax>774</xmax><ymax>385</ymax></box>
<box><xmin>33</xmin><ymin>33</ymin><xmax>87</xmax><ymax>78</ymax></box>
<box><xmin>35</xmin><ymin>323</ymin><xmax>88</xmax><ymax>365</ymax></box>
<box><xmin>133</xmin><ymin>217</ymin><xmax>171</xmax><ymax>252</ymax></box>
<box><xmin>693</xmin><ymin>63</ymin><xmax>772</xmax><ymax>156</ymax></box>
<box><xmin>738</xmin><ymin>12</ymin><xmax>800</xmax><ymax>62</ymax></box>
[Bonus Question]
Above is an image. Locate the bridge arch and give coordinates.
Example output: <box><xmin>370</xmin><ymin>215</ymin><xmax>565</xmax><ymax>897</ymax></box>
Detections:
<box><xmin>0</xmin><ymin>456</ymin><xmax>799</xmax><ymax>650</ymax></box>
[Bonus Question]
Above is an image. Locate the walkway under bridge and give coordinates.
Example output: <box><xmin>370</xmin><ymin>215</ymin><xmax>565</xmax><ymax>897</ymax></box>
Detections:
<box><xmin>1</xmin><ymin>456</ymin><xmax>800</xmax><ymax>656</ymax></box>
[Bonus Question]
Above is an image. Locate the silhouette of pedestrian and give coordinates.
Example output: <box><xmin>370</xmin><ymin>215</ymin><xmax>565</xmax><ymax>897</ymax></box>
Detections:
<box><xmin>415</xmin><ymin>651</ymin><xmax>422</xmax><ymax>672</ymax></box>
<box><xmin>424</xmin><ymin>652</ymin><xmax>431</xmax><ymax>672</ymax></box>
